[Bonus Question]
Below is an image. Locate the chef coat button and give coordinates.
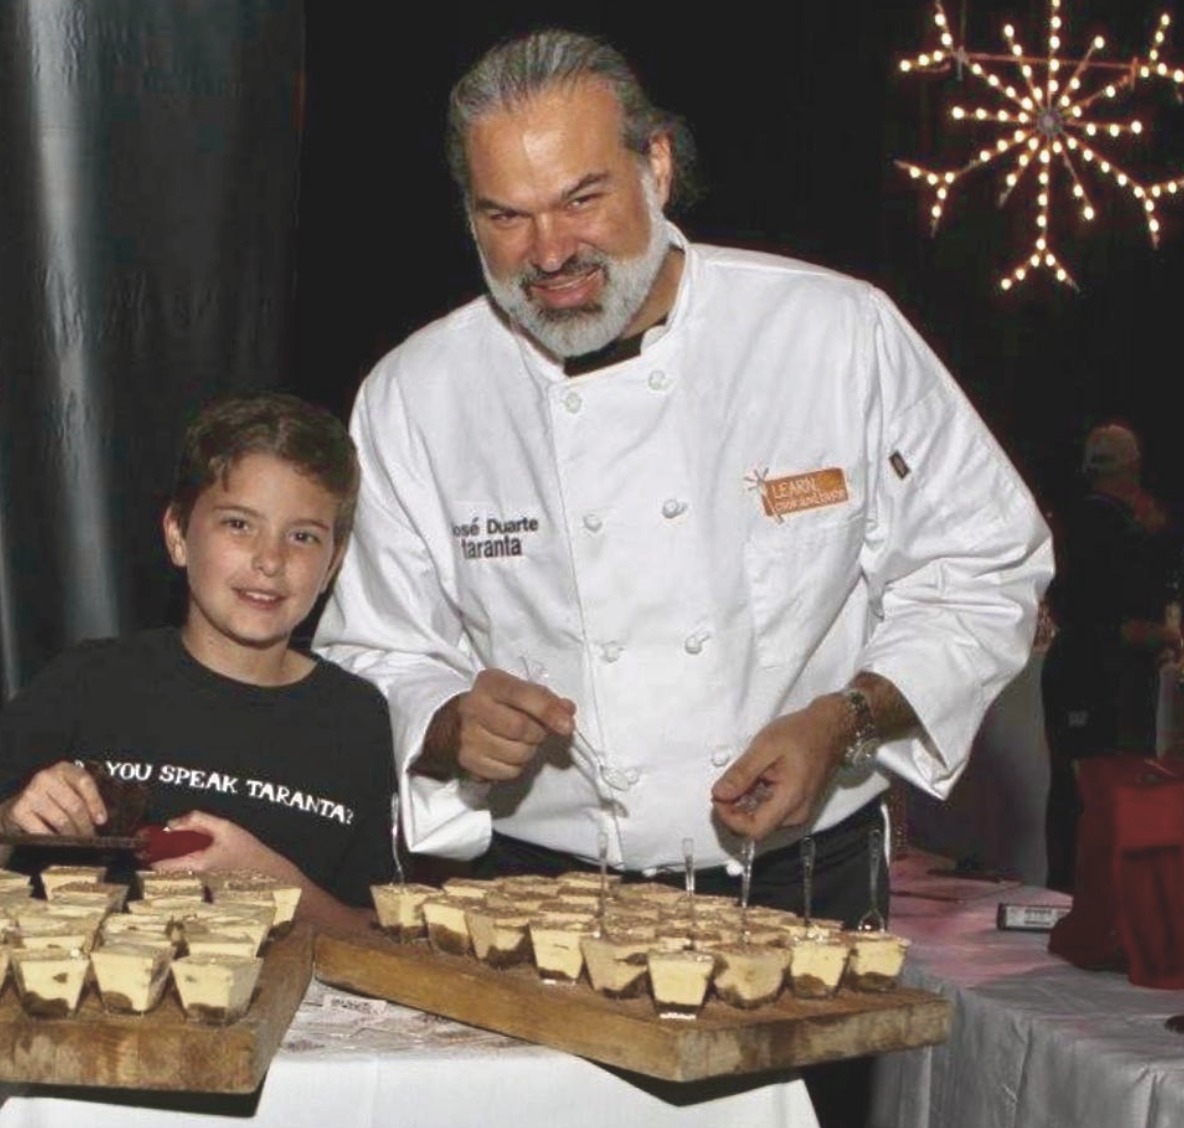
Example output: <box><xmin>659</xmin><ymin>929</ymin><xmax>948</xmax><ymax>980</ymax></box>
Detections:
<box><xmin>684</xmin><ymin>631</ymin><xmax>711</xmax><ymax>655</ymax></box>
<box><xmin>661</xmin><ymin>498</ymin><xmax>687</xmax><ymax>519</ymax></box>
<box><xmin>602</xmin><ymin>767</ymin><xmax>632</xmax><ymax>791</ymax></box>
<box><xmin>583</xmin><ymin>513</ymin><xmax>603</xmax><ymax>533</ymax></box>
<box><xmin>600</xmin><ymin>641</ymin><xmax>624</xmax><ymax>663</ymax></box>
<box><xmin>563</xmin><ymin>391</ymin><xmax>583</xmax><ymax>414</ymax></box>
<box><xmin>711</xmin><ymin>749</ymin><xmax>731</xmax><ymax>768</ymax></box>
<box><xmin>624</xmin><ymin>767</ymin><xmax>640</xmax><ymax>785</ymax></box>
<box><xmin>647</xmin><ymin>370</ymin><xmax>669</xmax><ymax>391</ymax></box>
<box><xmin>724</xmin><ymin>859</ymin><xmax>743</xmax><ymax>878</ymax></box>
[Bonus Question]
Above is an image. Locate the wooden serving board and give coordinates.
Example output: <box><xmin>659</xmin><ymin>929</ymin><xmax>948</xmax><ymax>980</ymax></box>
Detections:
<box><xmin>0</xmin><ymin>923</ymin><xmax>312</xmax><ymax>1093</ymax></box>
<box><xmin>315</xmin><ymin>930</ymin><xmax>951</xmax><ymax>1083</ymax></box>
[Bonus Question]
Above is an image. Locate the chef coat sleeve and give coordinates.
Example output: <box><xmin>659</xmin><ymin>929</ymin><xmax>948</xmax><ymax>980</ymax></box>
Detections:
<box><xmin>314</xmin><ymin>375</ymin><xmax>494</xmax><ymax>863</ymax></box>
<box><xmin>853</xmin><ymin>290</ymin><xmax>1054</xmax><ymax>797</ymax></box>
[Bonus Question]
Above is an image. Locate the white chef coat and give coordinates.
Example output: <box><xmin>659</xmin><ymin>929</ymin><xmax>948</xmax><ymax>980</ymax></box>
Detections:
<box><xmin>316</xmin><ymin>224</ymin><xmax>1053</xmax><ymax>873</ymax></box>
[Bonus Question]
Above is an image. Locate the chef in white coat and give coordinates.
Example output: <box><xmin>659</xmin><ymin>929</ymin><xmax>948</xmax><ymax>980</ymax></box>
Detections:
<box><xmin>315</xmin><ymin>29</ymin><xmax>1053</xmax><ymax>926</ymax></box>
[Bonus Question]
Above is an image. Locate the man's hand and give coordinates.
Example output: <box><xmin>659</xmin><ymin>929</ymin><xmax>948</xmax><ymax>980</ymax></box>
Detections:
<box><xmin>0</xmin><ymin>761</ymin><xmax>106</xmax><ymax>837</ymax></box>
<box><xmin>415</xmin><ymin>668</ymin><xmax>576</xmax><ymax>783</ymax></box>
<box><xmin>711</xmin><ymin>696</ymin><xmax>850</xmax><ymax>839</ymax></box>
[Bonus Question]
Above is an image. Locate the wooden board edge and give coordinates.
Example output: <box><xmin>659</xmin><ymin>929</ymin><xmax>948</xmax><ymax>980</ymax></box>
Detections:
<box><xmin>0</xmin><ymin>923</ymin><xmax>313</xmax><ymax>1093</ymax></box>
<box><xmin>314</xmin><ymin>933</ymin><xmax>953</xmax><ymax>1083</ymax></box>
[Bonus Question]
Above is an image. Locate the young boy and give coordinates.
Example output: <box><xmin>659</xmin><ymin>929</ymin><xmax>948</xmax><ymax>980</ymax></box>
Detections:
<box><xmin>0</xmin><ymin>392</ymin><xmax>395</xmax><ymax>930</ymax></box>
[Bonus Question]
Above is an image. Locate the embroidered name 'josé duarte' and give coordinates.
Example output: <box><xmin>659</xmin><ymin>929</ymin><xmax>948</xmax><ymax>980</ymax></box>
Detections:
<box><xmin>82</xmin><ymin>758</ymin><xmax>357</xmax><ymax>825</ymax></box>
<box><xmin>452</xmin><ymin>514</ymin><xmax>541</xmax><ymax>560</ymax></box>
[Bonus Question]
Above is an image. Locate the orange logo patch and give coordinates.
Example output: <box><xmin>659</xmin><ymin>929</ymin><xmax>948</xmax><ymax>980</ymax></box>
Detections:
<box><xmin>746</xmin><ymin>467</ymin><xmax>849</xmax><ymax>523</ymax></box>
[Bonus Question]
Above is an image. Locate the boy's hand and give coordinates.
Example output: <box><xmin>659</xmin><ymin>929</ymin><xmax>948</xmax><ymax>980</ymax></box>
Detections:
<box><xmin>0</xmin><ymin>761</ymin><xmax>106</xmax><ymax>837</ymax></box>
<box><xmin>152</xmin><ymin>811</ymin><xmax>302</xmax><ymax>884</ymax></box>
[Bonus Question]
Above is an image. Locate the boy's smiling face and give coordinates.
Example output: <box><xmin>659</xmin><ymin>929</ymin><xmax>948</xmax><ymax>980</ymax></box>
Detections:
<box><xmin>163</xmin><ymin>452</ymin><xmax>343</xmax><ymax>684</ymax></box>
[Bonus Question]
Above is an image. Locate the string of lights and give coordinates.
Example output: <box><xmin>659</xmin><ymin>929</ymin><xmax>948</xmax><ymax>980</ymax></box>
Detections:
<box><xmin>896</xmin><ymin>0</ymin><xmax>1184</xmax><ymax>291</ymax></box>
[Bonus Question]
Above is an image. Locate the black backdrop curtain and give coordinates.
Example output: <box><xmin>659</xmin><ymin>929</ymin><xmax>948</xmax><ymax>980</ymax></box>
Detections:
<box><xmin>0</xmin><ymin>0</ymin><xmax>303</xmax><ymax>699</ymax></box>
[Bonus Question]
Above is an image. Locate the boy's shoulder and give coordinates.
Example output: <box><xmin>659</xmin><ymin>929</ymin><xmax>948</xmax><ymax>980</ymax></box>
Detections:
<box><xmin>25</xmin><ymin>629</ymin><xmax>175</xmax><ymax>688</ymax></box>
<box><xmin>304</xmin><ymin>651</ymin><xmax>388</xmax><ymax>710</ymax></box>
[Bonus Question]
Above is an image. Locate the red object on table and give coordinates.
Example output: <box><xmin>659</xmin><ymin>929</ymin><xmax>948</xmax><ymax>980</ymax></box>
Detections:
<box><xmin>138</xmin><ymin>824</ymin><xmax>212</xmax><ymax>863</ymax></box>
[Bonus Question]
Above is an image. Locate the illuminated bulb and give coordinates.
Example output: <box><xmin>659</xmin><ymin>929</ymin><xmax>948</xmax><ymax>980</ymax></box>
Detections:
<box><xmin>934</xmin><ymin>11</ymin><xmax>946</xmax><ymax>27</ymax></box>
<box><xmin>945</xmin><ymin>172</ymin><xmax>956</xmax><ymax>183</ymax></box>
<box><xmin>1140</xmin><ymin>66</ymin><xmax>1151</xmax><ymax>78</ymax></box>
<box><xmin>979</xmin><ymin>149</ymin><xmax>992</xmax><ymax>162</ymax></box>
<box><xmin>1094</xmin><ymin>37</ymin><xmax>1105</xmax><ymax>50</ymax></box>
<box><xmin>909</xmin><ymin>167</ymin><xmax>921</xmax><ymax>179</ymax></box>
<box><xmin>1016</xmin><ymin>267</ymin><xmax>1027</xmax><ymax>280</ymax></box>
<box><xmin>1159</xmin><ymin>63</ymin><xmax>1169</xmax><ymax>75</ymax></box>
<box><xmin>1175</xmin><ymin>71</ymin><xmax>1184</xmax><ymax>83</ymax></box>
<box><xmin>927</xmin><ymin>173</ymin><xmax>940</xmax><ymax>185</ymax></box>
<box><xmin>1144</xmin><ymin>199</ymin><xmax>1154</xmax><ymax>212</ymax></box>
<box><xmin>1037</xmin><ymin>236</ymin><xmax>1047</xmax><ymax>250</ymax></box>
<box><xmin>919</xmin><ymin>54</ymin><xmax>930</xmax><ymax>66</ymax></box>
<box><xmin>1050</xmin><ymin>36</ymin><xmax>1061</xmax><ymax>51</ymax></box>
<box><xmin>937</xmin><ymin>187</ymin><xmax>948</xmax><ymax>199</ymax></box>
<box><xmin>1109</xmin><ymin>124</ymin><xmax>1121</xmax><ymax>137</ymax></box>
<box><xmin>1056</xmin><ymin>268</ymin><xmax>1067</xmax><ymax>282</ymax></box>
<box><xmin>1001</xmin><ymin>278</ymin><xmax>1013</xmax><ymax>291</ymax></box>
<box><xmin>1100</xmin><ymin>160</ymin><xmax>1111</xmax><ymax>173</ymax></box>
<box><xmin>1105</xmin><ymin>85</ymin><xmax>1117</xmax><ymax>97</ymax></box>
<box><xmin>1030</xmin><ymin>253</ymin><xmax>1040</xmax><ymax>266</ymax></box>
<box><xmin>1038</xmin><ymin>193</ymin><xmax>1049</xmax><ymax>207</ymax></box>
<box><xmin>900</xmin><ymin>61</ymin><xmax>913</xmax><ymax>72</ymax></box>
<box><xmin>1037</xmin><ymin>214</ymin><xmax>1047</xmax><ymax>228</ymax></box>
<box><xmin>1073</xmin><ymin>185</ymin><xmax>1084</xmax><ymax>198</ymax></box>
<box><xmin>930</xmin><ymin>204</ymin><xmax>942</xmax><ymax>219</ymax></box>
<box><xmin>1045</xmin><ymin>254</ymin><xmax>1055</xmax><ymax>267</ymax></box>
<box><xmin>1117</xmin><ymin>172</ymin><xmax>1128</xmax><ymax>185</ymax></box>
<box><xmin>997</xmin><ymin>139</ymin><xmax>1009</xmax><ymax>152</ymax></box>
<box><xmin>1084</xmin><ymin>205</ymin><xmax>1095</xmax><ymax>220</ymax></box>
<box><xmin>1086</xmin><ymin>123</ymin><xmax>1097</xmax><ymax>136</ymax></box>
<box><xmin>1151</xmin><ymin>217</ymin><xmax>1161</xmax><ymax>233</ymax></box>
<box><xmin>975</xmin><ymin>108</ymin><xmax>988</xmax><ymax>120</ymax></box>
<box><xmin>952</xmin><ymin>106</ymin><xmax>966</xmax><ymax>119</ymax></box>
<box><xmin>1005</xmin><ymin>86</ymin><xmax>1017</xmax><ymax>99</ymax></box>
<box><xmin>1004</xmin><ymin>24</ymin><xmax>1014</xmax><ymax>38</ymax></box>
<box><xmin>1006</xmin><ymin>173</ymin><xmax>1019</xmax><ymax>187</ymax></box>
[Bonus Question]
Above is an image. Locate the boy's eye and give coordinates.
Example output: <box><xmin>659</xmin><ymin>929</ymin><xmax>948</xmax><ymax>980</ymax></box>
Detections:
<box><xmin>223</xmin><ymin>517</ymin><xmax>250</xmax><ymax>531</ymax></box>
<box><xmin>292</xmin><ymin>530</ymin><xmax>323</xmax><ymax>546</ymax></box>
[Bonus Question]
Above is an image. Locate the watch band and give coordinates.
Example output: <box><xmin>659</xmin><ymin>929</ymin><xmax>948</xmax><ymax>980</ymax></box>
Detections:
<box><xmin>839</xmin><ymin>686</ymin><xmax>880</xmax><ymax>770</ymax></box>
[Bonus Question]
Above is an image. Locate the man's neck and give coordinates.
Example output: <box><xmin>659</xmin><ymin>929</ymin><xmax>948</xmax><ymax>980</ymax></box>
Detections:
<box><xmin>622</xmin><ymin>246</ymin><xmax>684</xmax><ymax>340</ymax></box>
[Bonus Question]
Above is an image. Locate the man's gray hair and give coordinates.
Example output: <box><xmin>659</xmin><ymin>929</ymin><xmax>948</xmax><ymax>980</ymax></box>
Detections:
<box><xmin>446</xmin><ymin>28</ymin><xmax>698</xmax><ymax>211</ymax></box>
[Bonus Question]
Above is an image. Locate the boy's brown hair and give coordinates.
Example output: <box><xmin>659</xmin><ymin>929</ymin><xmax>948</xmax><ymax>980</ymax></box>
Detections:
<box><xmin>170</xmin><ymin>392</ymin><xmax>360</xmax><ymax>542</ymax></box>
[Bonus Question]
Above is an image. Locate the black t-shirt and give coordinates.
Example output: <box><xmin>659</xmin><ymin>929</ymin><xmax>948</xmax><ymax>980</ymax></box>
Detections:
<box><xmin>0</xmin><ymin>628</ymin><xmax>396</xmax><ymax>906</ymax></box>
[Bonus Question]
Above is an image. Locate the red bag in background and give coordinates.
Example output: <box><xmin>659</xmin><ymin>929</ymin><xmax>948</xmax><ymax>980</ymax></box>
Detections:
<box><xmin>1049</xmin><ymin>756</ymin><xmax>1184</xmax><ymax>986</ymax></box>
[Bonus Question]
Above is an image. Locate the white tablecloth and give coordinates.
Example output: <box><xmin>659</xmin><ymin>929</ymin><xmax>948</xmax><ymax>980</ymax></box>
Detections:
<box><xmin>870</xmin><ymin>853</ymin><xmax>1184</xmax><ymax>1128</ymax></box>
<box><xmin>0</xmin><ymin>979</ymin><xmax>818</xmax><ymax>1128</ymax></box>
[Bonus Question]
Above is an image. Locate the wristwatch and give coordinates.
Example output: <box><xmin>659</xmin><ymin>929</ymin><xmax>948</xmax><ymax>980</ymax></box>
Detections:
<box><xmin>838</xmin><ymin>686</ymin><xmax>880</xmax><ymax>770</ymax></box>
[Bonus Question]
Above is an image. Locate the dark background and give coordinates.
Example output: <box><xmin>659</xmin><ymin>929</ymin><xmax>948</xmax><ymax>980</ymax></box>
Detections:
<box><xmin>291</xmin><ymin>0</ymin><xmax>1184</xmax><ymax>524</ymax></box>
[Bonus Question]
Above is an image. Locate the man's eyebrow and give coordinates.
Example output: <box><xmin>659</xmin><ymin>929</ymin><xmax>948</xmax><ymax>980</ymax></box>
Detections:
<box><xmin>560</xmin><ymin>171</ymin><xmax>611</xmax><ymax>201</ymax></box>
<box><xmin>472</xmin><ymin>171</ymin><xmax>613</xmax><ymax>215</ymax></box>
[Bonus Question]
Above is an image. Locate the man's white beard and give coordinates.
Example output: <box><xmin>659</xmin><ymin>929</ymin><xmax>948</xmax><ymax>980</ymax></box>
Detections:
<box><xmin>479</xmin><ymin>176</ymin><xmax>670</xmax><ymax>359</ymax></box>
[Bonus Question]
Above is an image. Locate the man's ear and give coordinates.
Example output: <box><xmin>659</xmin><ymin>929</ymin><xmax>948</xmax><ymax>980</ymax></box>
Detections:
<box><xmin>646</xmin><ymin>131</ymin><xmax>674</xmax><ymax>209</ymax></box>
<box><xmin>162</xmin><ymin>507</ymin><xmax>188</xmax><ymax>567</ymax></box>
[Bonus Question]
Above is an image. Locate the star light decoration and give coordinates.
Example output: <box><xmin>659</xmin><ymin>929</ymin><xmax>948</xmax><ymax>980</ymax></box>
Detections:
<box><xmin>896</xmin><ymin>0</ymin><xmax>1184</xmax><ymax>291</ymax></box>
